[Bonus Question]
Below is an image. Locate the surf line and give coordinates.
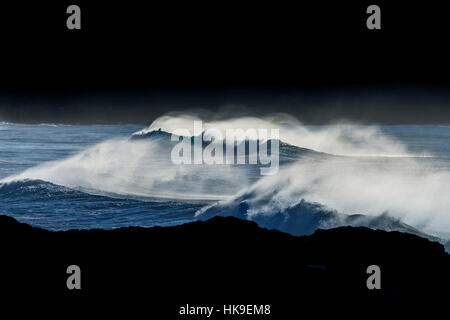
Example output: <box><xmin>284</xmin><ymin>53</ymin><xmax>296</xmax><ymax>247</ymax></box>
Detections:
<box><xmin>170</xmin><ymin>120</ymin><xmax>279</xmax><ymax>175</ymax></box>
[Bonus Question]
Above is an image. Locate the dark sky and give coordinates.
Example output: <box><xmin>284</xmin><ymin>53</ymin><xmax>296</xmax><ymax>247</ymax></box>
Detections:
<box><xmin>1</xmin><ymin>1</ymin><xmax>449</xmax><ymax>124</ymax></box>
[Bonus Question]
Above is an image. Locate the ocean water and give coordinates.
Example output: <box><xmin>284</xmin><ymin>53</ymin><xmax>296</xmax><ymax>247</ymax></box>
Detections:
<box><xmin>0</xmin><ymin>123</ymin><xmax>207</xmax><ymax>229</ymax></box>
<box><xmin>1</xmin><ymin>119</ymin><xmax>450</xmax><ymax>247</ymax></box>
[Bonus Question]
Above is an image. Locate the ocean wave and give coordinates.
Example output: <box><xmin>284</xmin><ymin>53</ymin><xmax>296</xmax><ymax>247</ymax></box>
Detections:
<box><xmin>2</xmin><ymin>113</ymin><xmax>450</xmax><ymax>246</ymax></box>
<box><xmin>0</xmin><ymin>179</ymin><xmax>89</xmax><ymax>202</ymax></box>
<box><xmin>196</xmin><ymin>155</ymin><xmax>450</xmax><ymax>243</ymax></box>
<box><xmin>135</xmin><ymin>113</ymin><xmax>419</xmax><ymax>157</ymax></box>
<box><xmin>196</xmin><ymin>196</ymin><xmax>440</xmax><ymax>243</ymax></box>
<box><xmin>0</xmin><ymin>136</ymin><xmax>261</xmax><ymax>201</ymax></box>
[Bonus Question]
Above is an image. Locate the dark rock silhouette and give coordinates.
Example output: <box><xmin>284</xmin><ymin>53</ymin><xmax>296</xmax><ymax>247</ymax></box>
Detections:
<box><xmin>1</xmin><ymin>214</ymin><xmax>448</xmax><ymax>316</ymax></box>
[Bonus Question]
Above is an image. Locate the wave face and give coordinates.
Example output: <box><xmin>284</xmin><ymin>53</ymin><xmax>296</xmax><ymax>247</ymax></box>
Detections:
<box><xmin>196</xmin><ymin>159</ymin><xmax>450</xmax><ymax>242</ymax></box>
<box><xmin>0</xmin><ymin>179</ymin><xmax>201</xmax><ymax>230</ymax></box>
<box><xmin>1</xmin><ymin>137</ymin><xmax>260</xmax><ymax>201</ymax></box>
<box><xmin>1</xmin><ymin>116</ymin><xmax>450</xmax><ymax>250</ymax></box>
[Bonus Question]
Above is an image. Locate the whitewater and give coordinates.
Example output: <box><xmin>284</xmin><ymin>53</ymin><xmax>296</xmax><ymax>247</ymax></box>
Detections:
<box><xmin>0</xmin><ymin>115</ymin><xmax>449</xmax><ymax>250</ymax></box>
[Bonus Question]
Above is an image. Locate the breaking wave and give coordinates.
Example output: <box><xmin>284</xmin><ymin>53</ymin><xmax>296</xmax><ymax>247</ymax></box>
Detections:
<box><xmin>1</xmin><ymin>113</ymin><xmax>449</xmax><ymax>247</ymax></box>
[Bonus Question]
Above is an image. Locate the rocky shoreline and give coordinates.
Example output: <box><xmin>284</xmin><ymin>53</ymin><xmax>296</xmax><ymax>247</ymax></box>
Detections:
<box><xmin>1</xmin><ymin>214</ymin><xmax>448</xmax><ymax>315</ymax></box>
